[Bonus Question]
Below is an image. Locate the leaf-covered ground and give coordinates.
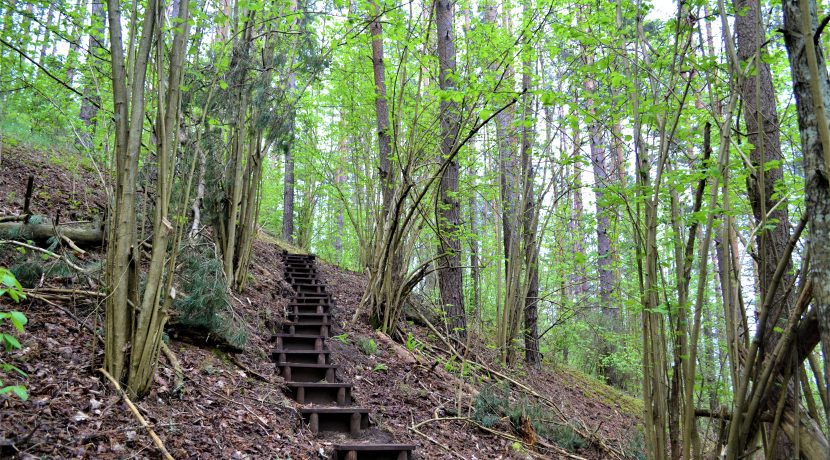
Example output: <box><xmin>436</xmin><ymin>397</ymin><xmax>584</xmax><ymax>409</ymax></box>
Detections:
<box><xmin>0</xmin><ymin>146</ymin><xmax>643</xmax><ymax>459</ymax></box>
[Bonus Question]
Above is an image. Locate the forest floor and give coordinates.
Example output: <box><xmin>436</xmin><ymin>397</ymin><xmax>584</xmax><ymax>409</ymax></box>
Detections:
<box><xmin>0</xmin><ymin>144</ymin><xmax>644</xmax><ymax>459</ymax></box>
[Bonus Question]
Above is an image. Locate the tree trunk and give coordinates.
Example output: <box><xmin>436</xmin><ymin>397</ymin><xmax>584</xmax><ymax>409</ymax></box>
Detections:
<box><xmin>587</xmin><ymin>74</ymin><xmax>619</xmax><ymax>386</ymax></box>
<box><xmin>782</xmin><ymin>0</ymin><xmax>830</xmax><ymax>449</ymax></box>
<box><xmin>370</xmin><ymin>0</ymin><xmax>393</xmax><ymax>215</ymax></box>
<box><xmin>435</xmin><ymin>0</ymin><xmax>466</xmax><ymax>339</ymax></box>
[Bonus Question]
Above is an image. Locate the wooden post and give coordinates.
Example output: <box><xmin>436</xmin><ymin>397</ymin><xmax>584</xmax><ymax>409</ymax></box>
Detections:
<box><xmin>349</xmin><ymin>412</ymin><xmax>361</xmax><ymax>436</ymax></box>
<box><xmin>308</xmin><ymin>412</ymin><xmax>319</xmax><ymax>434</ymax></box>
<box><xmin>337</xmin><ymin>387</ymin><xmax>346</xmax><ymax>405</ymax></box>
<box><xmin>296</xmin><ymin>385</ymin><xmax>305</xmax><ymax>404</ymax></box>
<box><xmin>397</xmin><ymin>450</ymin><xmax>409</xmax><ymax>460</ymax></box>
<box><xmin>23</xmin><ymin>175</ymin><xmax>34</xmax><ymax>224</ymax></box>
<box><xmin>345</xmin><ymin>450</ymin><xmax>357</xmax><ymax>460</ymax></box>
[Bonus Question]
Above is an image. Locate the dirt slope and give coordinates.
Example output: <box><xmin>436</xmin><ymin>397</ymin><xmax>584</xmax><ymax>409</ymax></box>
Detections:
<box><xmin>0</xmin><ymin>145</ymin><xmax>643</xmax><ymax>459</ymax></box>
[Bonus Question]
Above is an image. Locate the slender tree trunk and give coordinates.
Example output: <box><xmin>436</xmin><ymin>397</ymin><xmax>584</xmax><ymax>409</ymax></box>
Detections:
<box><xmin>37</xmin><ymin>3</ymin><xmax>54</xmax><ymax>64</ymax></box>
<box><xmin>469</xmin><ymin>177</ymin><xmax>481</xmax><ymax>326</ymax></box>
<box><xmin>282</xmin><ymin>144</ymin><xmax>295</xmax><ymax>242</ymax></box>
<box><xmin>281</xmin><ymin>0</ymin><xmax>299</xmax><ymax>244</ymax></box>
<box><xmin>587</xmin><ymin>73</ymin><xmax>619</xmax><ymax>385</ymax></box>
<box><xmin>80</xmin><ymin>0</ymin><xmax>106</xmax><ymax>133</ymax></box>
<box><xmin>370</xmin><ymin>0</ymin><xmax>393</xmax><ymax>215</ymax></box>
<box><xmin>520</xmin><ymin>23</ymin><xmax>540</xmax><ymax>368</ymax></box>
<box><xmin>435</xmin><ymin>0</ymin><xmax>466</xmax><ymax>339</ymax></box>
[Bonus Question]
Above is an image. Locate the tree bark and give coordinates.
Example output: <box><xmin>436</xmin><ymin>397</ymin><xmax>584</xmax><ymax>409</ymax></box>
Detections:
<box><xmin>435</xmin><ymin>0</ymin><xmax>466</xmax><ymax>339</ymax></box>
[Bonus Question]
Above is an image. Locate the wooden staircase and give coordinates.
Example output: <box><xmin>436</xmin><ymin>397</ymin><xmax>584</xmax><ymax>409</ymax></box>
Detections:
<box><xmin>275</xmin><ymin>253</ymin><xmax>416</xmax><ymax>460</ymax></box>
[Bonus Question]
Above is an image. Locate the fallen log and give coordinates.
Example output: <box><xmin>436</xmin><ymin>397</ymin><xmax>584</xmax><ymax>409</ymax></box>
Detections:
<box><xmin>0</xmin><ymin>221</ymin><xmax>103</xmax><ymax>247</ymax></box>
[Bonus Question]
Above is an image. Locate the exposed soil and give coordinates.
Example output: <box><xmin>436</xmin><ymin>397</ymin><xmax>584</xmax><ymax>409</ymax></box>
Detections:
<box><xmin>0</xmin><ymin>145</ymin><xmax>642</xmax><ymax>459</ymax></box>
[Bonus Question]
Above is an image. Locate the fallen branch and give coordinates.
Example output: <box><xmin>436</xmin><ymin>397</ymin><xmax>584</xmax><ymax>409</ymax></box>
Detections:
<box><xmin>98</xmin><ymin>368</ymin><xmax>175</xmax><ymax>460</ymax></box>
<box><xmin>0</xmin><ymin>222</ymin><xmax>103</xmax><ymax>246</ymax></box>
<box><xmin>160</xmin><ymin>342</ymin><xmax>185</xmax><ymax>394</ymax></box>
<box><xmin>61</xmin><ymin>234</ymin><xmax>87</xmax><ymax>254</ymax></box>
<box><xmin>24</xmin><ymin>287</ymin><xmax>105</xmax><ymax>297</ymax></box>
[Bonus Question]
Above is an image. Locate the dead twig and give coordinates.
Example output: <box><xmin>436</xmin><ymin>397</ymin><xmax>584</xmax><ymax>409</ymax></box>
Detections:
<box><xmin>98</xmin><ymin>368</ymin><xmax>175</xmax><ymax>460</ymax></box>
<box><xmin>409</xmin><ymin>425</ymin><xmax>465</xmax><ymax>459</ymax></box>
<box><xmin>227</xmin><ymin>354</ymin><xmax>274</xmax><ymax>384</ymax></box>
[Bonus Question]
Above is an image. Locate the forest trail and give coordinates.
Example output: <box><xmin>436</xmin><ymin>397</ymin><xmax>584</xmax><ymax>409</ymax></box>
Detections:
<box><xmin>0</xmin><ymin>146</ymin><xmax>642</xmax><ymax>459</ymax></box>
<box><xmin>276</xmin><ymin>252</ymin><xmax>414</xmax><ymax>459</ymax></box>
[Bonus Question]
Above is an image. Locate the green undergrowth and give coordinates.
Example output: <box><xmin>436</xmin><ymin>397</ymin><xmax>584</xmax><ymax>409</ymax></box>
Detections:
<box><xmin>554</xmin><ymin>365</ymin><xmax>643</xmax><ymax>418</ymax></box>
<box><xmin>2</xmin><ymin>238</ymin><xmax>101</xmax><ymax>288</ymax></box>
<box><xmin>473</xmin><ymin>382</ymin><xmax>587</xmax><ymax>452</ymax></box>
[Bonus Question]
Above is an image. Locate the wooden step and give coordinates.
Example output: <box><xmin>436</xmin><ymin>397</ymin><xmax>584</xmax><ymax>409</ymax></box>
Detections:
<box><xmin>285</xmin><ymin>266</ymin><xmax>316</xmax><ymax>273</ymax></box>
<box><xmin>286</xmin><ymin>275</ymin><xmax>317</xmax><ymax>282</ymax></box>
<box><xmin>286</xmin><ymin>277</ymin><xmax>322</xmax><ymax>285</ymax></box>
<box><xmin>286</xmin><ymin>382</ymin><xmax>353</xmax><ymax>405</ymax></box>
<box><xmin>295</xmin><ymin>292</ymin><xmax>332</xmax><ymax>299</ymax></box>
<box><xmin>284</xmin><ymin>254</ymin><xmax>315</xmax><ymax>261</ymax></box>
<box><xmin>272</xmin><ymin>349</ymin><xmax>330</xmax><ymax>365</ymax></box>
<box><xmin>300</xmin><ymin>407</ymin><xmax>370</xmax><ymax>436</ymax></box>
<box><xmin>277</xmin><ymin>362</ymin><xmax>338</xmax><ymax>382</ymax></box>
<box><xmin>284</xmin><ymin>322</ymin><xmax>330</xmax><ymax>337</ymax></box>
<box><xmin>272</xmin><ymin>333</ymin><xmax>325</xmax><ymax>351</ymax></box>
<box><xmin>285</xmin><ymin>312</ymin><xmax>330</xmax><ymax>323</ymax></box>
<box><xmin>293</xmin><ymin>284</ymin><xmax>327</xmax><ymax>294</ymax></box>
<box><xmin>290</xmin><ymin>296</ymin><xmax>332</xmax><ymax>305</ymax></box>
<box><xmin>287</xmin><ymin>303</ymin><xmax>331</xmax><ymax>315</ymax></box>
<box><xmin>332</xmin><ymin>444</ymin><xmax>416</xmax><ymax>460</ymax></box>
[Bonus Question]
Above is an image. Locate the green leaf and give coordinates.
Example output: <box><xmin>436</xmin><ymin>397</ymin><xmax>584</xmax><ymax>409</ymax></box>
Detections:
<box><xmin>1</xmin><ymin>333</ymin><xmax>21</xmax><ymax>350</ymax></box>
<box><xmin>0</xmin><ymin>385</ymin><xmax>28</xmax><ymax>401</ymax></box>
<box><xmin>9</xmin><ymin>311</ymin><xmax>27</xmax><ymax>332</ymax></box>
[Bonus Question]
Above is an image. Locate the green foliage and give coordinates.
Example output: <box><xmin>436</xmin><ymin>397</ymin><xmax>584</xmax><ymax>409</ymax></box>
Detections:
<box><xmin>405</xmin><ymin>333</ymin><xmax>424</xmax><ymax>352</ymax></box>
<box><xmin>331</xmin><ymin>333</ymin><xmax>350</xmax><ymax>344</ymax></box>
<box><xmin>473</xmin><ymin>383</ymin><xmax>586</xmax><ymax>452</ymax></box>
<box><xmin>172</xmin><ymin>249</ymin><xmax>247</xmax><ymax>350</ymax></box>
<box><xmin>356</xmin><ymin>336</ymin><xmax>378</xmax><ymax>355</ymax></box>
<box><xmin>372</xmin><ymin>363</ymin><xmax>388</xmax><ymax>372</ymax></box>
<box><xmin>10</xmin><ymin>261</ymin><xmax>43</xmax><ymax>288</ymax></box>
<box><xmin>0</xmin><ymin>268</ymin><xmax>28</xmax><ymax>401</ymax></box>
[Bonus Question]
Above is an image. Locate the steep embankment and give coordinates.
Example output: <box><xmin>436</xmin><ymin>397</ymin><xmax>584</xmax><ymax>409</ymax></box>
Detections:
<box><xmin>0</xmin><ymin>145</ymin><xmax>643</xmax><ymax>459</ymax></box>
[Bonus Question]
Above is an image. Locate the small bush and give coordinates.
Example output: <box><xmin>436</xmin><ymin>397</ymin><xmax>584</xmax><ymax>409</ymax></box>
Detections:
<box><xmin>357</xmin><ymin>337</ymin><xmax>378</xmax><ymax>355</ymax></box>
<box><xmin>172</xmin><ymin>248</ymin><xmax>247</xmax><ymax>350</ymax></box>
<box><xmin>472</xmin><ymin>382</ymin><xmax>586</xmax><ymax>453</ymax></box>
